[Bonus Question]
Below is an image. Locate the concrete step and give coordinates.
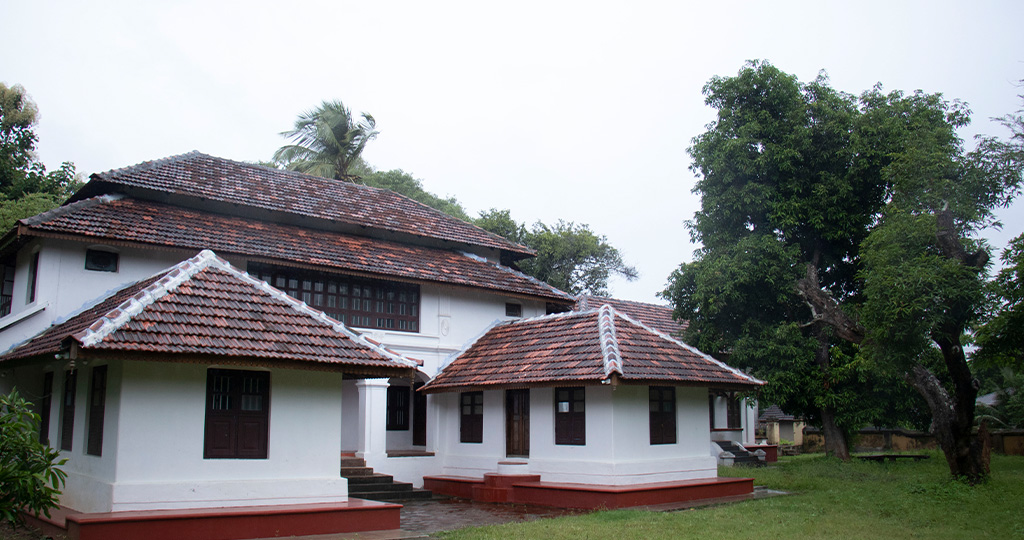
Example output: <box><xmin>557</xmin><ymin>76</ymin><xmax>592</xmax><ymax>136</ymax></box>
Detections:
<box><xmin>347</xmin><ymin>473</ymin><xmax>396</xmax><ymax>486</ymax></box>
<box><xmin>350</xmin><ymin>488</ymin><xmax>435</xmax><ymax>502</ymax></box>
<box><xmin>340</xmin><ymin>466</ymin><xmax>376</xmax><ymax>477</ymax></box>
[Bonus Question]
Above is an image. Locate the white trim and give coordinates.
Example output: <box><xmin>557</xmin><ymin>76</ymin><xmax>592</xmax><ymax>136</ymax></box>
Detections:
<box><xmin>0</xmin><ymin>302</ymin><xmax>48</xmax><ymax>333</ymax></box>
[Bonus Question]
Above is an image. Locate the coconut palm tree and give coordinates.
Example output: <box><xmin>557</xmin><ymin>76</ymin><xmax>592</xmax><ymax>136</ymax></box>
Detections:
<box><xmin>273</xmin><ymin>100</ymin><xmax>378</xmax><ymax>180</ymax></box>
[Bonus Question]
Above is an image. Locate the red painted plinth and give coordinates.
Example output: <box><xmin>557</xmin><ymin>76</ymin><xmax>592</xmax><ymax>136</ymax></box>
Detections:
<box><xmin>49</xmin><ymin>499</ymin><xmax>401</xmax><ymax>540</ymax></box>
<box><xmin>745</xmin><ymin>444</ymin><xmax>779</xmax><ymax>462</ymax></box>
<box><xmin>424</xmin><ymin>475</ymin><xmax>483</xmax><ymax>499</ymax></box>
<box><xmin>425</xmin><ymin>474</ymin><xmax>754</xmax><ymax>510</ymax></box>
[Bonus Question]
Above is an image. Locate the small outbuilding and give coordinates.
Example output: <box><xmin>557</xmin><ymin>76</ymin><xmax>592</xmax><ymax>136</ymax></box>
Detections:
<box><xmin>421</xmin><ymin>305</ymin><xmax>763</xmax><ymax>508</ymax></box>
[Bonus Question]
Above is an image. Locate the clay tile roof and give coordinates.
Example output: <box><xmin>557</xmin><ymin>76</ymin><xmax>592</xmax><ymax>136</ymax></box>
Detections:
<box><xmin>0</xmin><ymin>250</ymin><xmax>419</xmax><ymax>376</ymax></box>
<box><xmin>575</xmin><ymin>295</ymin><xmax>689</xmax><ymax>336</ymax></box>
<box><xmin>421</xmin><ymin>305</ymin><xmax>761</xmax><ymax>393</ymax></box>
<box><xmin>80</xmin><ymin>151</ymin><xmax>532</xmax><ymax>257</ymax></box>
<box><xmin>18</xmin><ymin>196</ymin><xmax>571</xmax><ymax>303</ymax></box>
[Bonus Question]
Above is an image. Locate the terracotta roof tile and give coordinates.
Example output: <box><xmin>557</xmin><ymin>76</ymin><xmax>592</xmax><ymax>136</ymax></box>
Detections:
<box><xmin>79</xmin><ymin>152</ymin><xmax>531</xmax><ymax>257</ymax></box>
<box><xmin>21</xmin><ymin>196</ymin><xmax>571</xmax><ymax>303</ymax></box>
<box><xmin>575</xmin><ymin>295</ymin><xmax>689</xmax><ymax>336</ymax></box>
<box><xmin>422</xmin><ymin>305</ymin><xmax>761</xmax><ymax>393</ymax></box>
<box><xmin>1</xmin><ymin>251</ymin><xmax>418</xmax><ymax>376</ymax></box>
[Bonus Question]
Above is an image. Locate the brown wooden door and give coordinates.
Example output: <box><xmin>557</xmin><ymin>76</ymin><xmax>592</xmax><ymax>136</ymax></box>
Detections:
<box><xmin>505</xmin><ymin>389</ymin><xmax>530</xmax><ymax>457</ymax></box>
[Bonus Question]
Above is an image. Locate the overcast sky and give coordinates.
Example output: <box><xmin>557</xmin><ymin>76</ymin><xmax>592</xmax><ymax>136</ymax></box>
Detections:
<box><xmin>4</xmin><ymin>1</ymin><xmax>1023</xmax><ymax>303</ymax></box>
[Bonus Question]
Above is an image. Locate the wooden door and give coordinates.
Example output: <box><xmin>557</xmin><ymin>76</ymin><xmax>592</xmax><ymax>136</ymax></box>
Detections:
<box><xmin>505</xmin><ymin>389</ymin><xmax>530</xmax><ymax>457</ymax></box>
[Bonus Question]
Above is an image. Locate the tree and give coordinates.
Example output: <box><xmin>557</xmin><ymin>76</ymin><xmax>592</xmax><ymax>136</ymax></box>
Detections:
<box><xmin>360</xmin><ymin>169</ymin><xmax>472</xmax><ymax>221</ymax></box>
<box><xmin>855</xmin><ymin>91</ymin><xmax>1024</xmax><ymax>482</ymax></box>
<box><xmin>975</xmin><ymin>234</ymin><xmax>1024</xmax><ymax>369</ymax></box>
<box><xmin>476</xmin><ymin>209</ymin><xmax>637</xmax><ymax>297</ymax></box>
<box><xmin>0</xmin><ymin>390</ymin><xmax>66</xmax><ymax>528</ymax></box>
<box><xmin>273</xmin><ymin>100</ymin><xmax>378</xmax><ymax>180</ymax></box>
<box><xmin>0</xmin><ymin>83</ymin><xmax>82</xmax><ymax>231</ymax></box>
<box><xmin>664</xmin><ymin>62</ymin><xmax>904</xmax><ymax>460</ymax></box>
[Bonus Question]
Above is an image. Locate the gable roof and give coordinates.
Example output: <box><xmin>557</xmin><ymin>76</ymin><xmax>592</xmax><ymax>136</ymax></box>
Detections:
<box><xmin>575</xmin><ymin>295</ymin><xmax>689</xmax><ymax>336</ymax></box>
<box><xmin>421</xmin><ymin>305</ymin><xmax>761</xmax><ymax>393</ymax></box>
<box><xmin>0</xmin><ymin>250</ymin><xmax>418</xmax><ymax>377</ymax></box>
<box><xmin>13</xmin><ymin>195</ymin><xmax>571</xmax><ymax>303</ymax></box>
<box><xmin>71</xmin><ymin>151</ymin><xmax>533</xmax><ymax>258</ymax></box>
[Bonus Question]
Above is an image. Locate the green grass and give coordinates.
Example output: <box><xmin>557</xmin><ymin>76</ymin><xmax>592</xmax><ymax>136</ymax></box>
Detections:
<box><xmin>437</xmin><ymin>452</ymin><xmax>1024</xmax><ymax>539</ymax></box>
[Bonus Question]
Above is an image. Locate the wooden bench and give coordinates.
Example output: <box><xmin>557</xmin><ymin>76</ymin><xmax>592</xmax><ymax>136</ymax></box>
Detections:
<box><xmin>857</xmin><ymin>454</ymin><xmax>930</xmax><ymax>462</ymax></box>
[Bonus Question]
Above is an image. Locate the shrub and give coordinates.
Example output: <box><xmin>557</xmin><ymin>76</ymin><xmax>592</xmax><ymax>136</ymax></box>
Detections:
<box><xmin>0</xmin><ymin>389</ymin><xmax>67</xmax><ymax>527</ymax></box>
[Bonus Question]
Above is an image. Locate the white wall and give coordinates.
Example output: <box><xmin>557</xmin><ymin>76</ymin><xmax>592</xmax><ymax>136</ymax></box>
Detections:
<box><xmin>56</xmin><ymin>360</ymin><xmax>349</xmax><ymax>513</ymax></box>
<box><xmin>434</xmin><ymin>384</ymin><xmax>718</xmax><ymax>486</ymax></box>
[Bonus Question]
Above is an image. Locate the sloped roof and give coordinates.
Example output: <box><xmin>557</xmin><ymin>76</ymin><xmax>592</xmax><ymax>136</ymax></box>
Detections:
<box><xmin>16</xmin><ymin>195</ymin><xmax>571</xmax><ymax>303</ymax></box>
<box><xmin>0</xmin><ymin>250</ymin><xmax>418</xmax><ymax>377</ymax></box>
<box><xmin>575</xmin><ymin>295</ymin><xmax>689</xmax><ymax>336</ymax></box>
<box><xmin>757</xmin><ymin>404</ymin><xmax>797</xmax><ymax>422</ymax></box>
<box><xmin>421</xmin><ymin>305</ymin><xmax>761</xmax><ymax>393</ymax></box>
<box><xmin>73</xmin><ymin>151</ymin><xmax>533</xmax><ymax>258</ymax></box>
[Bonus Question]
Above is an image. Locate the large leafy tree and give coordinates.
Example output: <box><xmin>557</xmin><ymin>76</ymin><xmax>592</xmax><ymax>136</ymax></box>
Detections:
<box><xmin>0</xmin><ymin>83</ymin><xmax>82</xmax><ymax>231</ymax></box>
<box><xmin>855</xmin><ymin>92</ymin><xmax>1024</xmax><ymax>482</ymax></box>
<box><xmin>273</xmin><ymin>100</ymin><xmax>378</xmax><ymax>180</ymax></box>
<box><xmin>360</xmin><ymin>169</ymin><xmax>472</xmax><ymax>221</ymax></box>
<box><xmin>664</xmin><ymin>62</ymin><xmax>939</xmax><ymax>460</ymax></box>
<box><xmin>476</xmin><ymin>209</ymin><xmax>637</xmax><ymax>296</ymax></box>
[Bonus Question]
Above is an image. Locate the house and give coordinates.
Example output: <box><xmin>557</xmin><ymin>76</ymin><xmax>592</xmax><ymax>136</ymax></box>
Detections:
<box><xmin>0</xmin><ymin>151</ymin><xmax>761</xmax><ymax>536</ymax></box>
<box><xmin>576</xmin><ymin>295</ymin><xmax>761</xmax><ymax>455</ymax></box>
<box><xmin>419</xmin><ymin>304</ymin><xmax>762</xmax><ymax>507</ymax></box>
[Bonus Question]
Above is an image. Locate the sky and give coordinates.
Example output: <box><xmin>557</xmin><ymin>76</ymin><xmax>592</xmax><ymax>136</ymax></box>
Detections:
<box><xmin>4</xmin><ymin>0</ymin><xmax>1023</xmax><ymax>304</ymax></box>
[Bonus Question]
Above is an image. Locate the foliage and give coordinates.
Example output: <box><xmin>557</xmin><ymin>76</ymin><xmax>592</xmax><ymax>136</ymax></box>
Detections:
<box><xmin>439</xmin><ymin>453</ymin><xmax>1024</xmax><ymax>540</ymax></box>
<box><xmin>475</xmin><ymin>210</ymin><xmax>638</xmax><ymax>296</ymax></box>
<box><xmin>0</xmin><ymin>390</ymin><xmax>66</xmax><ymax>527</ymax></box>
<box><xmin>0</xmin><ymin>83</ymin><xmax>83</xmax><ymax>233</ymax></box>
<box><xmin>663</xmin><ymin>61</ymin><xmax>934</xmax><ymax>457</ymax></box>
<box><xmin>975</xmin><ymin>233</ymin><xmax>1024</xmax><ymax>369</ymax></box>
<box><xmin>975</xmin><ymin>367</ymin><xmax>1024</xmax><ymax>429</ymax></box>
<box><xmin>360</xmin><ymin>169</ymin><xmax>472</xmax><ymax>221</ymax></box>
<box><xmin>273</xmin><ymin>99</ymin><xmax>378</xmax><ymax>180</ymax></box>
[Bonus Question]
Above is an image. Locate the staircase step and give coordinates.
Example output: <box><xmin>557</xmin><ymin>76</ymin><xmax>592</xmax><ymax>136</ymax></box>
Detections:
<box><xmin>340</xmin><ymin>466</ymin><xmax>376</xmax><ymax>477</ymax></box>
<box><xmin>340</xmin><ymin>457</ymin><xmax>367</xmax><ymax>468</ymax></box>
<box><xmin>350</xmin><ymin>488</ymin><xmax>434</xmax><ymax>502</ymax></box>
<box><xmin>346</xmin><ymin>473</ymin><xmax>395</xmax><ymax>486</ymax></box>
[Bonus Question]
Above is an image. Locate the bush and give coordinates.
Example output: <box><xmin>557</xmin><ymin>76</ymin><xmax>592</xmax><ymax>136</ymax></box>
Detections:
<box><xmin>0</xmin><ymin>389</ymin><xmax>66</xmax><ymax>527</ymax></box>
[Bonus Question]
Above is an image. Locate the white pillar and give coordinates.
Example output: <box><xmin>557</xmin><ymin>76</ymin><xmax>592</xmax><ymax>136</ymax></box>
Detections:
<box><xmin>355</xmin><ymin>379</ymin><xmax>389</xmax><ymax>465</ymax></box>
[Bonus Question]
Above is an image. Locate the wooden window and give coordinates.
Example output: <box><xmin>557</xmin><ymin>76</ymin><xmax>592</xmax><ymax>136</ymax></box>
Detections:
<box><xmin>727</xmin><ymin>395</ymin><xmax>742</xmax><ymax>429</ymax></box>
<box><xmin>60</xmin><ymin>370</ymin><xmax>77</xmax><ymax>451</ymax></box>
<box><xmin>27</xmin><ymin>252</ymin><xmax>40</xmax><ymax>304</ymax></box>
<box><xmin>204</xmin><ymin>369</ymin><xmax>270</xmax><ymax>459</ymax></box>
<box><xmin>505</xmin><ymin>302</ymin><xmax>522</xmax><ymax>317</ymax></box>
<box><xmin>86</xmin><ymin>365</ymin><xmax>107</xmax><ymax>456</ymax></box>
<box><xmin>1</xmin><ymin>262</ymin><xmax>14</xmax><ymax>317</ymax></box>
<box><xmin>708</xmin><ymin>392</ymin><xmax>716</xmax><ymax>429</ymax></box>
<box><xmin>85</xmin><ymin>249</ymin><xmax>119</xmax><ymax>272</ymax></box>
<box><xmin>460</xmin><ymin>391</ymin><xmax>483</xmax><ymax>443</ymax></box>
<box><xmin>554</xmin><ymin>387</ymin><xmax>585</xmax><ymax>445</ymax></box>
<box><xmin>387</xmin><ymin>385</ymin><xmax>410</xmax><ymax>431</ymax></box>
<box><xmin>248</xmin><ymin>263</ymin><xmax>420</xmax><ymax>333</ymax></box>
<box><xmin>649</xmin><ymin>386</ymin><xmax>676</xmax><ymax>445</ymax></box>
<box><xmin>39</xmin><ymin>372</ymin><xmax>53</xmax><ymax>445</ymax></box>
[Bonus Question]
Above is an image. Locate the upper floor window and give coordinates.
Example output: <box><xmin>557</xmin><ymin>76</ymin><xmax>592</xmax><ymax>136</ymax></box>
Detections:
<box><xmin>248</xmin><ymin>263</ymin><xmax>420</xmax><ymax>332</ymax></box>
<box><xmin>505</xmin><ymin>302</ymin><xmax>522</xmax><ymax>318</ymax></box>
<box><xmin>0</xmin><ymin>262</ymin><xmax>14</xmax><ymax>316</ymax></box>
<box><xmin>26</xmin><ymin>252</ymin><xmax>40</xmax><ymax>304</ymax></box>
<box><xmin>85</xmin><ymin>249</ymin><xmax>119</xmax><ymax>272</ymax></box>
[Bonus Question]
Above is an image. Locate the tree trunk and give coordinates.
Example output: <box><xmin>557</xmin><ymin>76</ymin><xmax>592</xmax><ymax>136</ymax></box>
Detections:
<box><xmin>814</xmin><ymin>325</ymin><xmax>851</xmax><ymax>461</ymax></box>
<box><xmin>820</xmin><ymin>407</ymin><xmax>850</xmax><ymax>461</ymax></box>
<box><xmin>903</xmin><ymin>361</ymin><xmax>987</xmax><ymax>483</ymax></box>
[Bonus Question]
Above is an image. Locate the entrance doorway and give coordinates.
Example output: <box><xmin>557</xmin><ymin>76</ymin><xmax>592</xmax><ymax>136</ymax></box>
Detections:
<box><xmin>505</xmin><ymin>389</ymin><xmax>530</xmax><ymax>457</ymax></box>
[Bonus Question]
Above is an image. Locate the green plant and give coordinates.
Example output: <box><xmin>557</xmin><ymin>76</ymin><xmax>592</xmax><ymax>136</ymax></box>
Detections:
<box><xmin>0</xmin><ymin>389</ymin><xmax>67</xmax><ymax>527</ymax></box>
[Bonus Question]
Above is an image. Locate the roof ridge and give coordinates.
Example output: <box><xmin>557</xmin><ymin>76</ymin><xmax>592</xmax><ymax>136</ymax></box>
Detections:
<box><xmin>596</xmin><ymin>305</ymin><xmax>622</xmax><ymax>379</ymax></box>
<box><xmin>20</xmin><ymin>194</ymin><xmax>124</xmax><ymax>227</ymax></box>
<box><xmin>93</xmin><ymin>150</ymin><xmax>204</xmax><ymax>180</ymax></box>
<box><xmin>609</xmin><ymin>309</ymin><xmax>763</xmax><ymax>386</ymax></box>
<box><xmin>460</xmin><ymin>252</ymin><xmax>571</xmax><ymax>300</ymax></box>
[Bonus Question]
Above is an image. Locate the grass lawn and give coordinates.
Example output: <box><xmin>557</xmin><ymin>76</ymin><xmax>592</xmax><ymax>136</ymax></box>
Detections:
<box><xmin>437</xmin><ymin>452</ymin><xmax>1024</xmax><ymax>539</ymax></box>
